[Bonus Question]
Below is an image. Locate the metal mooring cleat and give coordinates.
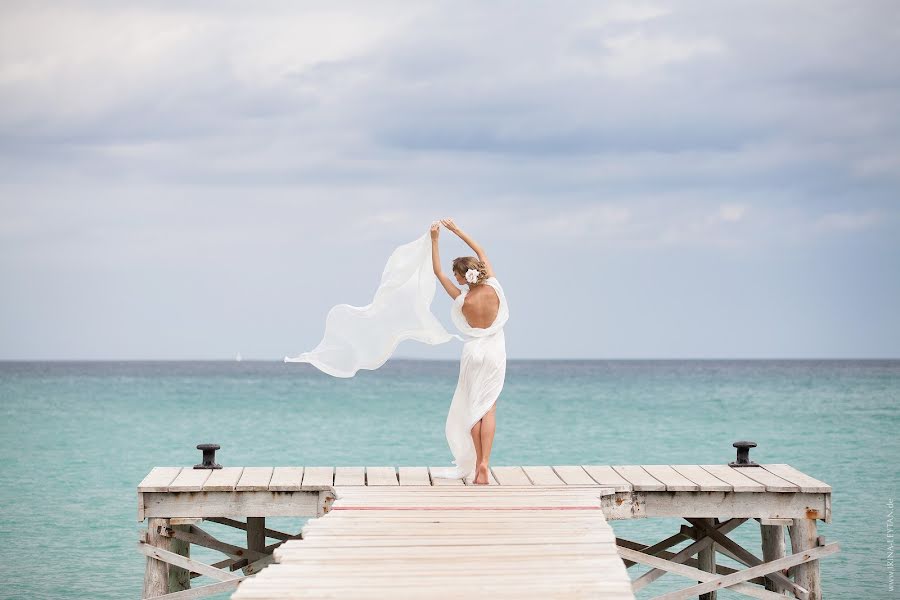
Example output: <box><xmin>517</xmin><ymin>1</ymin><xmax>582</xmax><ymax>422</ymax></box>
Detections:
<box><xmin>194</xmin><ymin>443</ymin><xmax>222</xmax><ymax>469</ymax></box>
<box><xmin>729</xmin><ymin>440</ymin><xmax>759</xmax><ymax>467</ymax></box>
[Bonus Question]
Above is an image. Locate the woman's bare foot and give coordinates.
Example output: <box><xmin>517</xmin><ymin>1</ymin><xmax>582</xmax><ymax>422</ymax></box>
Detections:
<box><xmin>473</xmin><ymin>463</ymin><xmax>490</xmax><ymax>485</ymax></box>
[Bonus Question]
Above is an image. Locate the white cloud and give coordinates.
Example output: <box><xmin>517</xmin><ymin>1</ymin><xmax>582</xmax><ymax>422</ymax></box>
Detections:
<box><xmin>717</xmin><ymin>204</ymin><xmax>747</xmax><ymax>223</ymax></box>
<box><xmin>598</xmin><ymin>32</ymin><xmax>725</xmax><ymax>78</ymax></box>
<box><xmin>812</xmin><ymin>210</ymin><xmax>884</xmax><ymax>233</ymax></box>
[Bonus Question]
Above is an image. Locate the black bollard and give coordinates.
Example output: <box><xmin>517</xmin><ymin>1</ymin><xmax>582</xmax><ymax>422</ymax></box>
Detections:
<box><xmin>194</xmin><ymin>443</ymin><xmax>223</xmax><ymax>469</ymax></box>
<box><xmin>729</xmin><ymin>440</ymin><xmax>759</xmax><ymax>467</ymax></box>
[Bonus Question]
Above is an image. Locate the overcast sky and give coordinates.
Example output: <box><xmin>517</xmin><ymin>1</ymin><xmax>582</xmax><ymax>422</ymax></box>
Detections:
<box><xmin>1</xmin><ymin>1</ymin><xmax>898</xmax><ymax>360</ymax></box>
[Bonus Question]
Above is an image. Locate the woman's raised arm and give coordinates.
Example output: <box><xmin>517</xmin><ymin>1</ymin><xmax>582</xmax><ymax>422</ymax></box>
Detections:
<box><xmin>440</xmin><ymin>218</ymin><xmax>495</xmax><ymax>278</ymax></box>
<box><xmin>431</xmin><ymin>222</ymin><xmax>462</xmax><ymax>299</ymax></box>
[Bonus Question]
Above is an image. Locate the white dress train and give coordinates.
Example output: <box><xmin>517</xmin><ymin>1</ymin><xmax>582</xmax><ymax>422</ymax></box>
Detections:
<box><xmin>283</xmin><ymin>233</ymin><xmax>461</xmax><ymax>377</ymax></box>
<box><xmin>430</xmin><ymin>276</ymin><xmax>509</xmax><ymax>480</ymax></box>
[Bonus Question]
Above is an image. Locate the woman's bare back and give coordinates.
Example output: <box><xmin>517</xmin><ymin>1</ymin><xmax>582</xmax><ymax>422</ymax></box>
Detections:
<box><xmin>462</xmin><ymin>283</ymin><xmax>500</xmax><ymax>329</ymax></box>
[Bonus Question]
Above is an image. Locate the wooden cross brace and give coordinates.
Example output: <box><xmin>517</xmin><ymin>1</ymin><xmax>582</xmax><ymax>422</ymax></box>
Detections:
<box><xmin>629</xmin><ymin>517</ymin><xmax>747</xmax><ymax>590</ymax></box>
<box><xmin>615</xmin><ymin>517</ymin><xmax>840</xmax><ymax>600</ymax></box>
<box><xmin>619</xmin><ymin>542</ymin><xmax>839</xmax><ymax>600</ymax></box>
<box><xmin>140</xmin><ymin>518</ymin><xmax>299</xmax><ymax>599</ymax></box>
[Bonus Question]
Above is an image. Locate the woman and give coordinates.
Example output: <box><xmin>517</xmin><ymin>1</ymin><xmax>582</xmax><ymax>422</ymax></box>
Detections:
<box><xmin>429</xmin><ymin>218</ymin><xmax>509</xmax><ymax>485</ymax></box>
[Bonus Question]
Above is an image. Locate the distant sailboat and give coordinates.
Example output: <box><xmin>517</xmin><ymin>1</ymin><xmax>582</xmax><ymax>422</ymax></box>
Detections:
<box><xmin>235</xmin><ymin>353</ymin><xmax>242</xmax><ymax>362</ymax></box>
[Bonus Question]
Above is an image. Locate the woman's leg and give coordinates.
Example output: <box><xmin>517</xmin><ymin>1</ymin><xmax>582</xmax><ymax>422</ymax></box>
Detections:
<box><xmin>472</xmin><ymin>404</ymin><xmax>496</xmax><ymax>484</ymax></box>
<box><xmin>470</xmin><ymin>420</ymin><xmax>483</xmax><ymax>479</ymax></box>
<box><xmin>479</xmin><ymin>403</ymin><xmax>497</xmax><ymax>469</ymax></box>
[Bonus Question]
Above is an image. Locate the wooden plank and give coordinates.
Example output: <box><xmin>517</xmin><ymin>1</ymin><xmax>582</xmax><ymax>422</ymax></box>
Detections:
<box><xmin>171</xmin><ymin>525</ymin><xmax>266</xmax><ymax>562</ymax></box>
<box><xmin>641</xmin><ymin>465</ymin><xmax>700</xmax><ymax>492</ymax></box>
<box><xmin>700</xmin><ymin>464</ymin><xmax>766</xmax><ymax>493</ymax></box>
<box><xmin>581</xmin><ymin>465</ymin><xmax>633</xmax><ymax>492</ymax></box>
<box><xmin>155</xmin><ymin>578</ymin><xmax>244</xmax><ymax>600</ymax></box>
<box><xmin>429</xmin><ymin>467</ymin><xmax>465</xmax><ymax>486</ymax></box>
<box><xmin>256</xmin><ymin>560</ymin><xmax>624</xmax><ymax>573</ymax></box>
<box><xmin>735</xmin><ymin>466</ymin><xmax>800</xmax><ymax>492</ymax></box>
<box><xmin>301</xmin><ymin>523</ymin><xmax>615</xmax><ymax>535</ymax></box>
<box><xmin>326</xmin><ymin>496</ymin><xmax>605</xmax><ymax>507</ymax></box>
<box><xmin>203</xmin><ymin>517</ymin><xmax>298</xmax><ymax>542</ymax></box>
<box><xmin>612</xmin><ymin>465</ymin><xmax>665</xmax><ymax>491</ymax></box>
<box><xmin>142</xmin><ymin>490</ymin><xmax>320</xmax><ymax>518</ymax></box>
<box><xmin>366</xmin><ymin>466</ymin><xmax>399</xmax><ymax>486</ymax></box>
<box><xmin>334</xmin><ymin>466</ymin><xmax>365</xmax><ymax>486</ymax></box>
<box><xmin>552</xmin><ymin>465</ymin><xmax>597</xmax><ymax>485</ymax></box>
<box><xmin>233</xmin><ymin>485</ymin><xmax>634</xmax><ymax>600</ymax></box>
<box><xmin>301</xmin><ymin>466</ymin><xmax>334</xmax><ymax>487</ymax></box>
<box><xmin>490</xmin><ymin>466</ymin><xmax>532</xmax><ymax>486</ymax></box>
<box><xmin>618</xmin><ymin>545</ymin><xmax>809</xmax><ymax>600</ymax></box>
<box><xmin>671</xmin><ymin>464</ymin><xmax>732</xmax><ymax>492</ymax></box>
<box><xmin>202</xmin><ymin>467</ymin><xmax>244</xmax><ymax>492</ymax></box>
<box><xmin>521</xmin><ymin>465</ymin><xmax>566</xmax><ymax>486</ymax></box>
<box><xmin>641</xmin><ymin>491</ymin><xmax>828</xmax><ymax>520</ymax></box>
<box><xmin>236</xmin><ymin>578</ymin><xmax>632</xmax><ymax>598</ymax></box>
<box><xmin>280</xmin><ymin>538</ymin><xmax>618</xmax><ymax>552</ymax></box>
<box><xmin>235</xmin><ymin>467</ymin><xmax>273</xmax><ymax>491</ymax></box>
<box><xmin>333</xmin><ymin>486</ymin><xmax>593</xmax><ymax>495</ymax></box>
<box><xmin>688</xmin><ymin>518</ymin><xmax>802</xmax><ymax>596</ymax></box>
<box><xmin>168</xmin><ymin>467</ymin><xmax>213</xmax><ymax>492</ymax></box>
<box><xmin>398</xmin><ymin>466</ymin><xmax>431</xmax><ymax>486</ymax></box>
<box><xmin>137</xmin><ymin>540</ymin><xmax>240</xmax><ymax>581</ymax></box>
<box><xmin>655</xmin><ymin>543</ymin><xmax>838</xmax><ymax>600</ymax></box>
<box><xmin>761</xmin><ymin>464</ymin><xmax>831</xmax><ymax>493</ymax></box>
<box><xmin>268</xmin><ymin>467</ymin><xmax>304</xmax><ymax>491</ymax></box>
<box><xmin>138</xmin><ymin>467</ymin><xmax>183</xmax><ymax>492</ymax></box>
<box><xmin>632</xmin><ymin>518</ymin><xmax>746</xmax><ymax>590</ymax></box>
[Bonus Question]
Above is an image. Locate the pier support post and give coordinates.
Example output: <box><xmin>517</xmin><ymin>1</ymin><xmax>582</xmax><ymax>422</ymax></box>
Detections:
<box><xmin>142</xmin><ymin>519</ymin><xmax>168</xmax><ymax>598</ymax></box>
<box><xmin>760</xmin><ymin>523</ymin><xmax>788</xmax><ymax>595</ymax></box>
<box><xmin>697</xmin><ymin>518</ymin><xmax>717</xmax><ymax>600</ymax></box>
<box><xmin>142</xmin><ymin>518</ymin><xmax>192</xmax><ymax>597</ymax></box>
<box><xmin>788</xmin><ymin>518</ymin><xmax>821</xmax><ymax>600</ymax></box>
<box><xmin>141</xmin><ymin>519</ymin><xmax>191</xmax><ymax>597</ymax></box>
<box><xmin>169</xmin><ymin>524</ymin><xmax>191</xmax><ymax>592</ymax></box>
<box><xmin>244</xmin><ymin>517</ymin><xmax>266</xmax><ymax>576</ymax></box>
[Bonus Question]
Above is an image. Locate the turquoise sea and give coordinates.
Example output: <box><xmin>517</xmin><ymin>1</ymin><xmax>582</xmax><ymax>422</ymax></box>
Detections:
<box><xmin>0</xmin><ymin>359</ymin><xmax>897</xmax><ymax>599</ymax></box>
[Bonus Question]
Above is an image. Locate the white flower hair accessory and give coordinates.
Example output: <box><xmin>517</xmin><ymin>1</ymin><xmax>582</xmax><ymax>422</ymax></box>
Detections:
<box><xmin>465</xmin><ymin>268</ymin><xmax>480</xmax><ymax>284</ymax></box>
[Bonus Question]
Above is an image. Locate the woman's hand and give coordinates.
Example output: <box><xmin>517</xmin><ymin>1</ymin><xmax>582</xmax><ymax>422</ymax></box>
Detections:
<box><xmin>430</xmin><ymin>221</ymin><xmax>440</xmax><ymax>240</ymax></box>
<box><xmin>440</xmin><ymin>218</ymin><xmax>460</xmax><ymax>234</ymax></box>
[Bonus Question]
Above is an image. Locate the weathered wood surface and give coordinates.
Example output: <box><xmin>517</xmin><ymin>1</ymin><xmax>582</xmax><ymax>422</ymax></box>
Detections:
<box><xmin>760</xmin><ymin>523</ymin><xmax>787</xmax><ymax>594</ymax></box>
<box><xmin>136</xmin><ymin>464</ymin><xmax>836</xmax><ymax>598</ymax></box>
<box><xmin>138</xmin><ymin>464</ymin><xmax>827</xmax><ymax>494</ymax></box>
<box><xmin>138</xmin><ymin>464</ymin><xmax>832</xmax><ymax>522</ymax></box>
<box><xmin>267</xmin><ymin>467</ymin><xmax>303</xmax><ymax>491</ymax></box>
<box><xmin>231</xmin><ymin>486</ymin><xmax>635</xmax><ymax>599</ymax></box>
<box><xmin>696</xmin><ymin>518</ymin><xmax>717</xmax><ymax>600</ymax></box>
<box><xmin>203</xmin><ymin>467</ymin><xmax>244</xmax><ymax>492</ymax></box>
<box><xmin>142</xmin><ymin>518</ymin><xmax>171</xmax><ymax>598</ymax></box>
<box><xmin>789</xmin><ymin>517</ymin><xmax>822</xmax><ymax>599</ymax></box>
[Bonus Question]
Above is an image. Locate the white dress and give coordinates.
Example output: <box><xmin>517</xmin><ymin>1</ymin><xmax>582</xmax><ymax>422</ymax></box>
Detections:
<box><xmin>282</xmin><ymin>233</ymin><xmax>509</xmax><ymax>481</ymax></box>
<box><xmin>431</xmin><ymin>277</ymin><xmax>510</xmax><ymax>480</ymax></box>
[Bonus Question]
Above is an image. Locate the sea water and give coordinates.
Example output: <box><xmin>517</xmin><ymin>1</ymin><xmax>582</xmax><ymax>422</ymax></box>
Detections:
<box><xmin>0</xmin><ymin>360</ymin><xmax>897</xmax><ymax>599</ymax></box>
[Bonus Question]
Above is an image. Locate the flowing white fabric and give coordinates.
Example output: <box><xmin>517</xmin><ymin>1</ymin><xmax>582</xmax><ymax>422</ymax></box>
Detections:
<box><xmin>284</xmin><ymin>233</ymin><xmax>461</xmax><ymax>377</ymax></box>
<box><xmin>430</xmin><ymin>276</ymin><xmax>509</xmax><ymax>480</ymax></box>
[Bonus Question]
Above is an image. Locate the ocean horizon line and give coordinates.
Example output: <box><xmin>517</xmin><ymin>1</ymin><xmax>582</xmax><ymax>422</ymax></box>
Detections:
<box><xmin>1</xmin><ymin>357</ymin><xmax>897</xmax><ymax>363</ymax></box>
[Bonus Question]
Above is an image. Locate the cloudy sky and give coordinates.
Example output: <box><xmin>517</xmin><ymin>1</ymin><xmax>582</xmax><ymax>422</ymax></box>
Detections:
<box><xmin>1</xmin><ymin>1</ymin><xmax>898</xmax><ymax>360</ymax></box>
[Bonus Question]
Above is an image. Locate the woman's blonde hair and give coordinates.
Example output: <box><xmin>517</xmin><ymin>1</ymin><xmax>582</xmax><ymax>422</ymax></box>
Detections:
<box><xmin>451</xmin><ymin>256</ymin><xmax>488</xmax><ymax>285</ymax></box>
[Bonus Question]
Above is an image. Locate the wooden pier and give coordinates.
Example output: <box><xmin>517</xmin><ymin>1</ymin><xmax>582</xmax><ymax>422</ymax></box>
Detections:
<box><xmin>232</xmin><ymin>486</ymin><xmax>634</xmax><ymax>599</ymax></box>
<box><xmin>137</xmin><ymin>459</ymin><xmax>838</xmax><ymax>599</ymax></box>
